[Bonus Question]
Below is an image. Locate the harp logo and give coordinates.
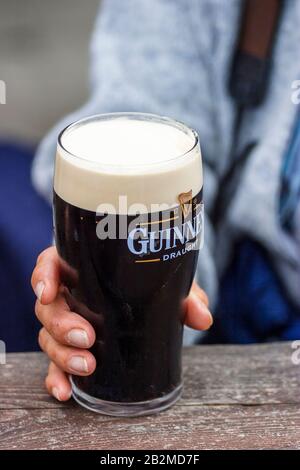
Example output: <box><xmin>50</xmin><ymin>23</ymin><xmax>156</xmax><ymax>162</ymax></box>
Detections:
<box><xmin>178</xmin><ymin>190</ymin><xmax>193</xmax><ymax>218</ymax></box>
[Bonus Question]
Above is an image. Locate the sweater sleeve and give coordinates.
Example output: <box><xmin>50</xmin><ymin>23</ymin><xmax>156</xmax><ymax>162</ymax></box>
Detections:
<box><xmin>32</xmin><ymin>0</ymin><xmax>220</xmax><ymax>341</ymax></box>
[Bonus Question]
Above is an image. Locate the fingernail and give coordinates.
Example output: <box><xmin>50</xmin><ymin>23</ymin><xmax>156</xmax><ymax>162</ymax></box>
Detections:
<box><xmin>35</xmin><ymin>281</ymin><xmax>45</xmax><ymax>301</ymax></box>
<box><xmin>68</xmin><ymin>356</ymin><xmax>89</xmax><ymax>373</ymax></box>
<box><xmin>67</xmin><ymin>329</ymin><xmax>89</xmax><ymax>348</ymax></box>
<box><xmin>52</xmin><ymin>387</ymin><xmax>62</xmax><ymax>401</ymax></box>
<box><xmin>192</xmin><ymin>293</ymin><xmax>213</xmax><ymax>326</ymax></box>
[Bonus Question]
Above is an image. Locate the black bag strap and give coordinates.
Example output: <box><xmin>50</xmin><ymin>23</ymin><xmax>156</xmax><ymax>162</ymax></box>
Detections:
<box><xmin>229</xmin><ymin>0</ymin><xmax>283</xmax><ymax>107</ymax></box>
<box><xmin>211</xmin><ymin>0</ymin><xmax>284</xmax><ymax>227</ymax></box>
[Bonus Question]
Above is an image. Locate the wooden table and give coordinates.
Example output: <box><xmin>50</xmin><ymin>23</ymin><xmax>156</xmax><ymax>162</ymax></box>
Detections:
<box><xmin>0</xmin><ymin>342</ymin><xmax>299</xmax><ymax>450</ymax></box>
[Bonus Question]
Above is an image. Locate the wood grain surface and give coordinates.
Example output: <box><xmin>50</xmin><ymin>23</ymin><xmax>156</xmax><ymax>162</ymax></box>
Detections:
<box><xmin>0</xmin><ymin>343</ymin><xmax>299</xmax><ymax>449</ymax></box>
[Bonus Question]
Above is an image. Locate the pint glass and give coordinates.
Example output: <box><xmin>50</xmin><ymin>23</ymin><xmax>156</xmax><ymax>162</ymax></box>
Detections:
<box><xmin>53</xmin><ymin>113</ymin><xmax>203</xmax><ymax>416</ymax></box>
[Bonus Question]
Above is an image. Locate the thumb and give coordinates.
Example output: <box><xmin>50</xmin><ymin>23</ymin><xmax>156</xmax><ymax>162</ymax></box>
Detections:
<box><xmin>184</xmin><ymin>291</ymin><xmax>213</xmax><ymax>331</ymax></box>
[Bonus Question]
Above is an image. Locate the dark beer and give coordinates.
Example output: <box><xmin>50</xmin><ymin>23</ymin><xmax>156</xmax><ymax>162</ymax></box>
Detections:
<box><xmin>54</xmin><ymin>113</ymin><xmax>203</xmax><ymax>416</ymax></box>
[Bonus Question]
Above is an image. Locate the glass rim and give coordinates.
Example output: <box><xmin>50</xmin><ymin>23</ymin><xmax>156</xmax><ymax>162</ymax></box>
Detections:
<box><xmin>57</xmin><ymin>112</ymin><xmax>199</xmax><ymax>170</ymax></box>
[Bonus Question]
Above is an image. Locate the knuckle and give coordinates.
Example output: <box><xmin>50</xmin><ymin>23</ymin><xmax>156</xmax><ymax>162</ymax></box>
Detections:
<box><xmin>49</xmin><ymin>316</ymin><xmax>64</xmax><ymax>338</ymax></box>
<box><xmin>39</xmin><ymin>330</ymin><xmax>61</xmax><ymax>366</ymax></box>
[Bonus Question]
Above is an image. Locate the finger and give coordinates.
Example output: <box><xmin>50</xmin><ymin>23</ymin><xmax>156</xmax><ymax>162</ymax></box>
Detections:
<box><xmin>191</xmin><ymin>281</ymin><xmax>209</xmax><ymax>307</ymax></box>
<box><xmin>45</xmin><ymin>361</ymin><xmax>72</xmax><ymax>402</ymax></box>
<box><xmin>39</xmin><ymin>328</ymin><xmax>96</xmax><ymax>376</ymax></box>
<box><xmin>31</xmin><ymin>246</ymin><xmax>60</xmax><ymax>304</ymax></box>
<box><xmin>35</xmin><ymin>293</ymin><xmax>95</xmax><ymax>348</ymax></box>
<box><xmin>184</xmin><ymin>292</ymin><xmax>213</xmax><ymax>330</ymax></box>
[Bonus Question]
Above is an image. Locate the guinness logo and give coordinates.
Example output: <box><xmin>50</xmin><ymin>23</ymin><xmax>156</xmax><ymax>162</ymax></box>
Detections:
<box><xmin>178</xmin><ymin>190</ymin><xmax>192</xmax><ymax>218</ymax></box>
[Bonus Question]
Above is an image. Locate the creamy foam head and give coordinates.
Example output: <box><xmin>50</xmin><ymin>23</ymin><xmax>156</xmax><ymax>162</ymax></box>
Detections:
<box><xmin>61</xmin><ymin>119</ymin><xmax>194</xmax><ymax>166</ymax></box>
<box><xmin>54</xmin><ymin>114</ymin><xmax>203</xmax><ymax>213</ymax></box>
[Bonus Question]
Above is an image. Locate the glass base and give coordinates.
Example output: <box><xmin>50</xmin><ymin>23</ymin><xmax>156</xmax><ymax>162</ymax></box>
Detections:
<box><xmin>71</xmin><ymin>377</ymin><xmax>182</xmax><ymax>417</ymax></box>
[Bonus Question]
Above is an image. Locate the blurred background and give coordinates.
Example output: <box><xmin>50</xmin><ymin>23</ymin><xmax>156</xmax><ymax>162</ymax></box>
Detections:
<box><xmin>0</xmin><ymin>0</ymin><xmax>100</xmax><ymax>351</ymax></box>
<box><xmin>0</xmin><ymin>0</ymin><xmax>99</xmax><ymax>142</ymax></box>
